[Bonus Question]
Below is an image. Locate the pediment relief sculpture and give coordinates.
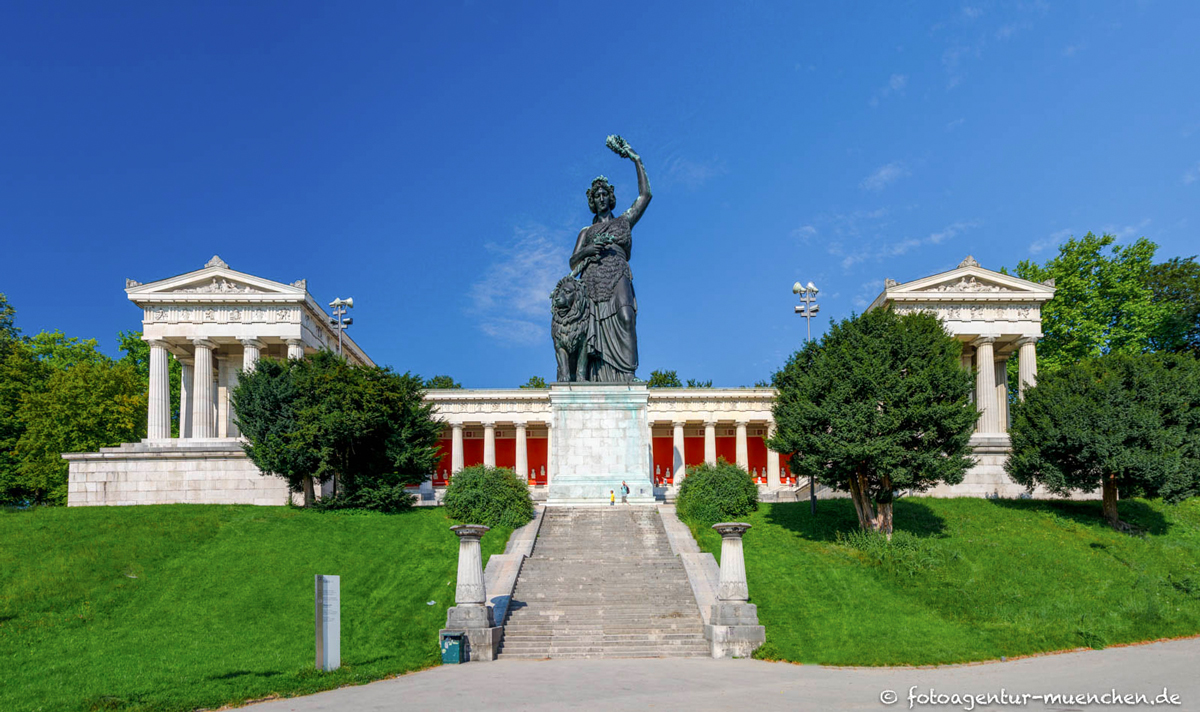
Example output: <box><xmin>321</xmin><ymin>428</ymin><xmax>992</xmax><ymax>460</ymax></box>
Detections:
<box><xmin>171</xmin><ymin>277</ymin><xmax>264</xmax><ymax>294</ymax></box>
<box><xmin>931</xmin><ymin>276</ymin><xmax>1010</xmax><ymax>293</ymax></box>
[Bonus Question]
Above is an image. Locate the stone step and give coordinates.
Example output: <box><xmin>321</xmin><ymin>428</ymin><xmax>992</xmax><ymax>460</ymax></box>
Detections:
<box><xmin>498</xmin><ymin>645</ymin><xmax>710</xmax><ymax>656</ymax></box>
<box><xmin>502</xmin><ymin>634</ymin><xmax>705</xmax><ymax>643</ymax></box>
<box><xmin>496</xmin><ymin>651</ymin><xmax>708</xmax><ymax>660</ymax></box>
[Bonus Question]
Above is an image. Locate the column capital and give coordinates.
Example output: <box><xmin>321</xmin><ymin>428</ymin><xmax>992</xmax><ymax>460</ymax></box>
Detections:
<box><xmin>451</xmin><ymin>422</ymin><xmax>464</xmax><ymax>431</ymax></box>
<box><xmin>703</xmin><ymin>420</ymin><xmax>718</xmax><ymax>428</ymax></box>
<box><xmin>971</xmin><ymin>334</ymin><xmax>999</xmax><ymax>347</ymax></box>
<box><xmin>482</xmin><ymin>421</ymin><xmax>496</xmax><ymax>430</ymax></box>
<box><xmin>239</xmin><ymin>337</ymin><xmax>265</xmax><ymax>349</ymax></box>
<box><xmin>514</xmin><ymin>421</ymin><xmax>527</xmax><ymax>430</ymax></box>
<box><xmin>1016</xmin><ymin>335</ymin><xmax>1042</xmax><ymax>346</ymax></box>
<box><xmin>174</xmin><ymin>354</ymin><xmax>194</xmax><ymax>366</ymax></box>
<box><xmin>191</xmin><ymin>338</ymin><xmax>216</xmax><ymax>349</ymax></box>
<box><xmin>672</xmin><ymin>420</ymin><xmax>686</xmax><ymax>428</ymax></box>
<box><xmin>146</xmin><ymin>338</ymin><xmax>169</xmax><ymax>349</ymax></box>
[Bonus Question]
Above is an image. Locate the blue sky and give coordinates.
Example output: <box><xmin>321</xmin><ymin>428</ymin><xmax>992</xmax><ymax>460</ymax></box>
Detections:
<box><xmin>2</xmin><ymin>2</ymin><xmax>1198</xmax><ymax>387</ymax></box>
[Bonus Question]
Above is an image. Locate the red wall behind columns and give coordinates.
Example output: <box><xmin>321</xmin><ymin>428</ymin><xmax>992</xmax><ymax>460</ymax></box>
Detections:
<box><xmin>683</xmin><ymin>436</ymin><xmax>704</xmax><ymax>469</ymax></box>
<box><xmin>748</xmin><ymin>436</ymin><xmax>768</xmax><ymax>481</ymax></box>
<box><xmin>715</xmin><ymin>436</ymin><xmax>736</xmax><ymax>465</ymax></box>
<box><xmin>434</xmin><ymin>439</ymin><xmax>452</xmax><ymax>485</ymax></box>
<box><xmin>652</xmin><ymin>436</ymin><xmax>673</xmax><ymax>484</ymax></box>
<box><xmin>495</xmin><ymin>439</ymin><xmax>515</xmax><ymax>471</ymax></box>
<box><xmin>463</xmin><ymin>439</ymin><xmax>483</xmax><ymax>468</ymax></box>
<box><xmin>528</xmin><ymin>438</ymin><xmax>547</xmax><ymax>484</ymax></box>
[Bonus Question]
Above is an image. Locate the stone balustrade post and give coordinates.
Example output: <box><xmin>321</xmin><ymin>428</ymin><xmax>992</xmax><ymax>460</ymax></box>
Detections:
<box><xmin>441</xmin><ymin>524</ymin><xmax>502</xmax><ymax>661</ymax></box>
<box><xmin>451</xmin><ymin>524</ymin><xmax>488</xmax><ymax>606</ymax></box>
<box><xmin>714</xmin><ymin>523</ymin><xmax>751</xmax><ymax>602</ymax></box>
<box><xmin>707</xmin><ymin>522</ymin><xmax>765</xmax><ymax>658</ymax></box>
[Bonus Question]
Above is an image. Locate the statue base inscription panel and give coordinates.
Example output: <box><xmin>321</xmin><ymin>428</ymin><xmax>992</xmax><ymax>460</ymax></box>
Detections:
<box><xmin>546</xmin><ymin>383</ymin><xmax>656</xmax><ymax>505</ymax></box>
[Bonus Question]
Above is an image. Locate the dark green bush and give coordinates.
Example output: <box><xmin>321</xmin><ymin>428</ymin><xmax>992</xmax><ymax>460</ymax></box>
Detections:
<box><xmin>312</xmin><ymin>483</ymin><xmax>415</xmax><ymax>514</ymax></box>
<box><xmin>676</xmin><ymin>458</ymin><xmax>758</xmax><ymax>527</ymax></box>
<box><xmin>443</xmin><ymin>465</ymin><xmax>534</xmax><ymax>528</ymax></box>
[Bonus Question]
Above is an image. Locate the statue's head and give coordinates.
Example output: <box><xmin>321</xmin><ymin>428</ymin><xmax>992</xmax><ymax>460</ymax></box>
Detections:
<box><xmin>587</xmin><ymin>176</ymin><xmax>616</xmax><ymax>215</ymax></box>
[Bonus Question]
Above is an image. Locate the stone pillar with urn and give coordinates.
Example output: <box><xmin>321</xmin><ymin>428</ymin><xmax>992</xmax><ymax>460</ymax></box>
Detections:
<box><xmin>440</xmin><ymin>524</ymin><xmax>502</xmax><ymax>661</ymax></box>
<box><xmin>705</xmin><ymin>522</ymin><xmax>765</xmax><ymax>658</ymax></box>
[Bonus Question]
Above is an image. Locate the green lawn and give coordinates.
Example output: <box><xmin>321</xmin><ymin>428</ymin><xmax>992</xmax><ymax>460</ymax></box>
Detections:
<box><xmin>689</xmin><ymin>497</ymin><xmax>1200</xmax><ymax>666</ymax></box>
<box><xmin>0</xmin><ymin>505</ymin><xmax>511</xmax><ymax>712</ymax></box>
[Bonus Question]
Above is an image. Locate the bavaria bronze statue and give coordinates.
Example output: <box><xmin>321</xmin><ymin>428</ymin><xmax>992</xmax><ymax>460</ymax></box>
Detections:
<box><xmin>551</xmin><ymin>135</ymin><xmax>651</xmax><ymax>383</ymax></box>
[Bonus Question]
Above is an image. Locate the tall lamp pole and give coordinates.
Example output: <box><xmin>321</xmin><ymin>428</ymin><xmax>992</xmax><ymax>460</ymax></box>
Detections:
<box><xmin>792</xmin><ymin>281</ymin><xmax>820</xmax><ymax>515</ymax></box>
<box><xmin>328</xmin><ymin>297</ymin><xmax>354</xmax><ymax>356</ymax></box>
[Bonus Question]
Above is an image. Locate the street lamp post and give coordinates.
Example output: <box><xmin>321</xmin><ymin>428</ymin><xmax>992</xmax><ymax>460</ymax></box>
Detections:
<box><xmin>792</xmin><ymin>281</ymin><xmax>820</xmax><ymax>516</ymax></box>
<box><xmin>328</xmin><ymin>297</ymin><xmax>354</xmax><ymax>356</ymax></box>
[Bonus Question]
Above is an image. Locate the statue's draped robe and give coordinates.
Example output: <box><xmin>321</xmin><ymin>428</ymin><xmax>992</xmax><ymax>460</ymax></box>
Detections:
<box><xmin>577</xmin><ymin>215</ymin><xmax>638</xmax><ymax>382</ymax></box>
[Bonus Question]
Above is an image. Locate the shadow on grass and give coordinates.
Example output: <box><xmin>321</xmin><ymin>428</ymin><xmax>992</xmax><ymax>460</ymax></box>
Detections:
<box><xmin>206</xmin><ymin>669</ymin><xmax>284</xmax><ymax>681</ymax></box>
<box><xmin>985</xmin><ymin>498</ymin><xmax>1170</xmax><ymax>536</ymax></box>
<box><xmin>763</xmin><ymin>498</ymin><xmax>947</xmax><ymax>541</ymax></box>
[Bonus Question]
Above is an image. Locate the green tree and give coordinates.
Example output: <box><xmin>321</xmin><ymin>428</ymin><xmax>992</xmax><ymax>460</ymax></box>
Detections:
<box><xmin>235</xmin><ymin>352</ymin><xmax>443</xmax><ymax>508</ymax></box>
<box><xmin>685</xmin><ymin>378</ymin><xmax>713</xmax><ymax>388</ymax></box>
<box><xmin>442</xmin><ymin>464</ymin><xmax>534</xmax><ymax>528</ymax></box>
<box><xmin>423</xmin><ymin>374</ymin><xmax>462</xmax><ymax>389</ymax></box>
<box><xmin>1013</xmin><ymin>233</ymin><xmax>1175</xmax><ymax>374</ymax></box>
<box><xmin>0</xmin><ymin>293</ymin><xmax>17</xmax><ymax>348</ymax></box>
<box><xmin>1006</xmin><ymin>353</ymin><xmax>1200</xmax><ymax>530</ymax></box>
<box><xmin>14</xmin><ymin>359</ymin><xmax>147</xmax><ymax>504</ymax></box>
<box><xmin>1146</xmin><ymin>256</ymin><xmax>1200</xmax><ymax>355</ymax></box>
<box><xmin>769</xmin><ymin>309</ymin><xmax>977</xmax><ymax>538</ymax></box>
<box><xmin>646</xmin><ymin>369</ymin><xmax>682</xmax><ymax>387</ymax></box>
<box><xmin>519</xmin><ymin>376</ymin><xmax>548</xmax><ymax>389</ymax></box>
<box><xmin>676</xmin><ymin>459</ymin><xmax>758</xmax><ymax>527</ymax></box>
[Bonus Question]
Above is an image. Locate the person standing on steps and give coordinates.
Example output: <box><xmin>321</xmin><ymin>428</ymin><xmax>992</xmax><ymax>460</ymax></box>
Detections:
<box><xmin>621</xmin><ymin>480</ymin><xmax>629</xmax><ymax>504</ymax></box>
<box><xmin>610</xmin><ymin>489</ymin><xmax>615</xmax><ymax>506</ymax></box>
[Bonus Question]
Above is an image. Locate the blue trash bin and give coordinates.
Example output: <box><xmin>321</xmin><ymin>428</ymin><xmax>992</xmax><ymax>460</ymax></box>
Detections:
<box><xmin>440</xmin><ymin>632</ymin><xmax>465</xmax><ymax>664</ymax></box>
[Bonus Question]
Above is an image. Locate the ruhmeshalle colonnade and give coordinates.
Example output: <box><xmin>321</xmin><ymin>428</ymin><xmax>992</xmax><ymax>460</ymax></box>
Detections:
<box><xmin>65</xmin><ymin>254</ymin><xmax>1059</xmax><ymax>506</ymax></box>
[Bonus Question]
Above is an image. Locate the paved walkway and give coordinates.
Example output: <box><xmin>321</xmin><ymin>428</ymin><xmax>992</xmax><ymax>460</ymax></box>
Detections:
<box><xmin>250</xmin><ymin>638</ymin><xmax>1199</xmax><ymax>711</ymax></box>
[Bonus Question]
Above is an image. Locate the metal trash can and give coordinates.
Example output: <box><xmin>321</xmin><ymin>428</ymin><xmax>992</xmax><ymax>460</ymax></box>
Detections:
<box><xmin>440</xmin><ymin>632</ymin><xmax>465</xmax><ymax>664</ymax></box>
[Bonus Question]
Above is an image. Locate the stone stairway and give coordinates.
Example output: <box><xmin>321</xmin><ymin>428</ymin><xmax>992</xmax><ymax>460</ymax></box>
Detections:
<box><xmin>497</xmin><ymin>506</ymin><xmax>709</xmax><ymax>659</ymax></box>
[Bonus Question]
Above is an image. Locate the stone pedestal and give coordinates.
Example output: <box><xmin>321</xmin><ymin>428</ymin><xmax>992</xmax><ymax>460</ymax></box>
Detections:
<box><xmin>546</xmin><ymin>383</ymin><xmax>656</xmax><ymax>505</ymax></box>
<box><xmin>705</xmin><ymin>522</ymin><xmax>765</xmax><ymax>659</ymax></box>
<box><xmin>440</xmin><ymin>524</ymin><xmax>502</xmax><ymax>662</ymax></box>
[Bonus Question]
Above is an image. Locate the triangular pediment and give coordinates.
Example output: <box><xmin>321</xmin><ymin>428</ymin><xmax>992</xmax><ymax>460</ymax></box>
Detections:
<box><xmin>126</xmin><ymin>256</ymin><xmax>307</xmax><ymax>300</ymax></box>
<box><xmin>868</xmin><ymin>256</ymin><xmax>1055</xmax><ymax>311</ymax></box>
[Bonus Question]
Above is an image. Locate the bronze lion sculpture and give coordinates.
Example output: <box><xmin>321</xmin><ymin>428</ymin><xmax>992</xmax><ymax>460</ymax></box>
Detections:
<box><xmin>550</xmin><ymin>276</ymin><xmax>592</xmax><ymax>382</ymax></box>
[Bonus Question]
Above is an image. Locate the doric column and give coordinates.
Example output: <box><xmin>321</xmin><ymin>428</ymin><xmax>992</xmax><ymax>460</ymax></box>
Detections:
<box><xmin>735</xmin><ymin>421</ymin><xmax>749</xmax><ymax>471</ymax></box>
<box><xmin>545</xmin><ymin>422</ymin><xmax>553</xmax><ymax>485</ymax></box>
<box><xmin>713</xmin><ymin>523</ymin><xmax>751</xmax><ymax>602</ymax></box>
<box><xmin>672</xmin><ymin>421</ymin><xmax>686</xmax><ymax>483</ymax></box>
<box><xmin>450</xmin><ymin>525</ymin><xmax>489</xmax><ymax>606</ymax></box>
<box><xmin>191</xmin><ymin>339</ymin><xmax>216</xmax><ymax>438</ymax></box>
<box><xmin>286</xmin><ymin>339</ymin><xmax>304</xmax><ymax>360</ymax></box>
<box><xmin>451</xmin><ymin>423</ymin><xmax>464</xmax><ymax>474</ymax></box>
<box><xmin>704</xmin><ymin>421</ymin><xmax>717</xmax><ymax>465</ymax></box>
<box><xmin>515</xmin><ymin>423</ymin><xmax>528</xmax><ymax>481</ymax></box>
<box><xmin>147</xmin><ymin>340</ymin><xmax>171</xmax><ymax>440</ymax></box>
<box><xmin>1017</xmin><ymin>336</ymin><xmax>1039</xmax><ymax>399</ymax></box>
<box><xmin>766</xmin><ymin>423</ymin><xmax>781</xmax><ymax>488</ymax></box>
<box><xmin>178</xmin><ymin>358</ymin><xmax>193</xmax><ymax>439</ymax></box>
<box><xmin>241</xmin><ymin>338</ymin><xmax>263</xmax><ymax>373</ymax></box>
<box><xmin>482</xmin><ymin>423</ymin><xmax>496</xmax><ymax>468</ymax></box>
<box><xmin>994</xmin><ymin>356</ymin><xmax>1010</xmax><ymax>434</ymax></box>
<box><xmin>973</xmin><ymin>336</ymin><xmax>999</xmax><ymax>434</ymax></box>
<box><xmin>217</xmin><ymin>355</ymin><xmax>239</xmax><ymax>438</ymax></box>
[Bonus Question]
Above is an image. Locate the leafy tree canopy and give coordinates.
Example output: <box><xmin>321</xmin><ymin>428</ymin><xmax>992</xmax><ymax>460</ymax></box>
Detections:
<box><xmin>423</xmin><ymin>374</ymin><xmax>462</xmax><ymax>389</ymax></box>
<box><xmin>14</xmin><ymin>359</ymin><xmax>146</xmax><ymax>504</ymax></box>
<box><xmin>769</xmin><ymin>309</ymin><xmax>977</xmax><ymax>538</ymax></box>
<box><xmin>685</xmin><ymin>378</ymin><xmax>713</xmax><ymax>388</ymax></box>
<box><xmin>1146</xmin><ymin>256</ymin><xmax>1200</xmax><ymax>356</ymax></box>
<box><xmin>646</xmin><ymin>369</ymin><xmax>681</xmax><ymax>387</ymax></box>
<box><xmin>235</xmin><ymin>351</ymin><xmax>443</xmax><ymax>508</ymax></box>
<box><xmin>519</xmin><ymin>376</ymin><xmax>548</xmax><ymax>389</ymax></box>
<box><xmin>1007</xmin><ymin>352</ymin><xmax>1200</xmax><ymax>530</ymax></box>
<box><xmin>1013</xmin><ymin>233</ymin><xmax>1175</xmax><ymax>374</ymax></box>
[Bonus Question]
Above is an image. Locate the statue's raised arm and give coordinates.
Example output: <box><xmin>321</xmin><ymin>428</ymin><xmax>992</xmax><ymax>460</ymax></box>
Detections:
<box><xmin>606</xmin><ymin>135</ymin><xmax>652</xmax><ymax>228</ymax></box>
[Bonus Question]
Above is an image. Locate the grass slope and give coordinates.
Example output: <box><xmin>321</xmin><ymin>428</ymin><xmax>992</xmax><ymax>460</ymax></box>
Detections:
<box><xmin>0</xmin><ymin>505</ymin><xmax>511</xmax><ymax>712</ymax></box>
<box><xmin>689</xmin><ymin>497</ymin><xmax>1200</xmax><ymax>666</ymax></box>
